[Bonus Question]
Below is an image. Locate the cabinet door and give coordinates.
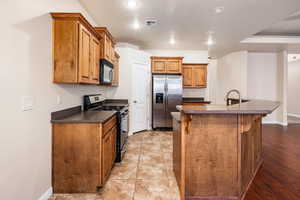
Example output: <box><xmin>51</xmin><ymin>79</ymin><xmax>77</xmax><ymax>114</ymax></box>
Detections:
<box><xmin>112</xmin><ymin>56</ymin><xmax>119</xmax><ymax>86</ymax></box>
<box><xmin>193</xmin><ymin>66</ymin><xmax>207</xmax><ymax>88</ymax></box>
<box><xmin>110</xmin><ymin>42</ymin><xmax>115</xmax><ymax>63</ymax></box>
<box><xmin>166</xmin><ymin>60</ymin><xmax>181</xmax><ymax>73</ymax></box>
<box><xmin>102</xmin><ymin>131</ymin><xmax>112</xmax><ymax>184</ymax></box>
<box><xmin>104</xmin><ymin>36</ymin><xmax>111</xmax><ymax>61</ymax></box>
<box><xmin>90</xmin><ymin>36</ymin><xmax>100</xmax><ymax>84</ymax></box>
<box><xmin>183</xmin><ymin>66</ymin><xmax>193</xmax><ymax>87</ymax></box>
<box><xmin>78</xmin><ymin>24</ymin><xmax>91</xmax><ymax>83</ymax></box>
<box><xmin>152</xmin><ymin>60</ymin><xmax>166</xmax><ymax>73</ymax></box>
<box><xmin>111</xmin><ymin>127</ymin><xmax>117</xmax><ymax>165</ymax></box>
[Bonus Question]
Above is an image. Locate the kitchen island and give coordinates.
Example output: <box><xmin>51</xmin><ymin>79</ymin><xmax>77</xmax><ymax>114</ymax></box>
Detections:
<box><xmin>172</xmin><ymin>100</ymin><xmax>280</xmax><ymax>200</ymax></box>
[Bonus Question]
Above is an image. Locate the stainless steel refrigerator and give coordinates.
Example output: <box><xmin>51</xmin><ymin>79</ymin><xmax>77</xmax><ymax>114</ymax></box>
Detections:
<box><xmin>152</xmin><ymin>75</ymin><xmax>182</xmax><ymax>129</ymax></box>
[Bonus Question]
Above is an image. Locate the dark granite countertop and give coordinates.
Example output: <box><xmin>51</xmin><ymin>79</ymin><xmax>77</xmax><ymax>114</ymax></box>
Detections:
<box><xmin>183</xmin><ymin>97</ymin><xmax>211</xmax><ymax>103</ymax></box>
<box><xmin>51</xmin><ymin>106</ymin><xmax>117</xmax><ymax>124</ymax></box>
<box><xmin>177</xmin><ymin>99</ymin><xmax>280</xmax><ymax>114</ymax></box>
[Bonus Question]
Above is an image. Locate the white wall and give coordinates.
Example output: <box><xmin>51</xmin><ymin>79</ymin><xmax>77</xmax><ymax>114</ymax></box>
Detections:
<box><xmin>0</xmin><ymin>1</ymin><xmax>106</xmax><ymax>200</ymax></box>
<box><xmin>247</xmin><ymin>53</ymin><xmax>279</xmax><ymax>122</ymax></box>
<box><xmin>216</xmin><ymin>51</ymin><xmax>248</xmax><ymax>104</ymax></box>
<box><xmin>288</xmin><ymin>59</ymin><xmax>300</xmax><ymax>116</ymax></box>
<box><xmin>145</xmin><ymin>49</ymin><xmax>209</xmax><ymax>99</ymax></box>
<box><xmin>247</xmin><ymin>52</ymin><xmax>288</xmax><ymax>124</ymax></box>
<box><xmin>207</xmin><ymin>59</ymin><xmax>218</xmax><ymax>104</ymax></box>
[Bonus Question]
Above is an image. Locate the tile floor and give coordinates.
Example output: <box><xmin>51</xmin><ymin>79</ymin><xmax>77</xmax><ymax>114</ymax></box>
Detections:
<box><xmin>49</xmin><ymin>131</ymin><xmax>180</xmax><ymax>200</ymax></box>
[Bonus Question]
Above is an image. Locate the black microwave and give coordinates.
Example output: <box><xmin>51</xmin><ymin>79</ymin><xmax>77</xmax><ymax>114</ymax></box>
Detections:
<box><xmin>100</xmin><ymin>59</ymin><xmax>114</xmax><ymax>84</ymax></box>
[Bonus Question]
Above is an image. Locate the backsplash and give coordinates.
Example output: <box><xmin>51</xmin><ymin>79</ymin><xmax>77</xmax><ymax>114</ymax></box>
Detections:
<box><xmin>183</xmin><ymin>88</ymin><xmax>206</xmax><ymax>98</ymax></box>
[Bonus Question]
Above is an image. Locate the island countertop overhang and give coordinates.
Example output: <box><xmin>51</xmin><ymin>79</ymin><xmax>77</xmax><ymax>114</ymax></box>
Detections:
<box><xmin>177</xmin><ymin>99</ymin><xmax>280</xmax><ymax>114</ymax></box>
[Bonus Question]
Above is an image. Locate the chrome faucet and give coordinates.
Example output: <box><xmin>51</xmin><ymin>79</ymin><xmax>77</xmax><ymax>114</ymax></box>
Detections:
<box><xmin>226</xmin><ymin>89</ymin><xmax>241</xmax><ymax>105</ymax></box>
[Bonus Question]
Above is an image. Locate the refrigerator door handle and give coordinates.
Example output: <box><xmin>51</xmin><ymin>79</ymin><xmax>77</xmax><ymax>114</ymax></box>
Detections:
<box><xmin>165</xmin><ymin>79</ymin><xmax>168</xmax><ymax>113</ymax></box>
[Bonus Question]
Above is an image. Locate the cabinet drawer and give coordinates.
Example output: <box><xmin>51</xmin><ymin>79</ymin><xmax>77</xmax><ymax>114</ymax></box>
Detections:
<box><xmin>103</xmin><ymin>115</ymin><xmax>117</xmax><ymax>135</ymax></box>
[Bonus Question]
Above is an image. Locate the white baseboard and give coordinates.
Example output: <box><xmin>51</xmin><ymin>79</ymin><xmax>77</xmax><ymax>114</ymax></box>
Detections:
<box><xmin>262</xmin><ymin>121</ymin><xmax>288</xmax><ymax>126</ymax></box>
<box><xmin>38</xmin><ymin>187</ymin><xmax>53</xmax><ymax>200</ymax></box>
<box><xmin>288</xmin><ymin>113</ymin><xmax>300</xmax><ymax>118</ymax></box>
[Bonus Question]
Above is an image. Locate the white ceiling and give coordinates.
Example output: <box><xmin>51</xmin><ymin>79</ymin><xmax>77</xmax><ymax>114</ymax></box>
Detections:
<box><xmin>79</xmin><ymin>0</ymin><xmax>300</xmax><ymax>58</ymax></box>
<box><xmin>257</xmin><ymin>11</ymin><xmax>300</xmax><ymax>36</ymax></box>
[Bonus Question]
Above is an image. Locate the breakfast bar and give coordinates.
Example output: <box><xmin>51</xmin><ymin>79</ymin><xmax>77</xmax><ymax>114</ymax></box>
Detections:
<box><xmin>172</xmin><ymin>100</ymin><xmax>280</xmax><ymax>200</ymax></box>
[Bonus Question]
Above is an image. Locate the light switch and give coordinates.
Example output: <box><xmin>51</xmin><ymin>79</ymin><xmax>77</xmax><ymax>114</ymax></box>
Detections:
<box><xmin>22</xmin><ymin>96</ymin><xmax>34</xmax><ymax>111</ymax></box>
<box><xmin>56</xmin><ymin>95</ymin><xmax>62</xmax><ymax>105</ymax></box>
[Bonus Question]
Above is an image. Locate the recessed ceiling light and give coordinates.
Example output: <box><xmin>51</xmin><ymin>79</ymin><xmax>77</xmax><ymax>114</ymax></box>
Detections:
<box><xmin>215</xmin><ymin>7</ymin><xmax>224</xmax><ymax>14</ymax></box>
<box><xmin>206</xmin><ymin>37</ymin><xmax>215</xmax><ymax>46</ymax></box>
<box><xmin>170</xmin><ymin>37</ymin><xmax>176</xmax><ymax>45</ymax></box>
<box><xmin>127</xmin><ymin>0</ymin><xmax>137</xmax><ymax>9</ymax></box>
<box><xmin>132</xmin><ymin>20</ymin><xmax>140</xmax><ymax>29</ymax></box>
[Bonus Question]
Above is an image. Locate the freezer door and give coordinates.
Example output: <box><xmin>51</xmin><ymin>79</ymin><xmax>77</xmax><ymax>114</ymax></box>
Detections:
<box><xmin>165</xmin><ymin>75</ymin><xmax>183</xmax><ymax>127</ymax></box>
<box><xmin>152</xmin><ymin>75</ymin><xmax>167</xmax><ymax>128</ymax></box>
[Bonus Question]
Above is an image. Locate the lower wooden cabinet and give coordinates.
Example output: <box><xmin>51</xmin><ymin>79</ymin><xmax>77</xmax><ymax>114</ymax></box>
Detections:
<box><xmin>52</xmin><ymin>115</ymin><xmax>117</xmax><ymax>193</ymax></box>
<box><xmin>182</xmin><ymin>64</ymin><xmax>207</xmax><ymax>88</ymax></box>
<box><xmin>101</xmin><ymin>126</ymin><xmax>117</xmax><ymax>185</ymax></box>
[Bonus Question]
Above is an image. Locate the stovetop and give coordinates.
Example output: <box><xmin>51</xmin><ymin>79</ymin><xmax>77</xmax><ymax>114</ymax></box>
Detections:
<box><xmin>83</xmin><ymin>94</ymin><xmax>128</xmax><ymax>112</ymax></box>
<box><xmin>93</xmin><ymin>105</ymin><xmax>126</xmax><ymax>112</ymax></box>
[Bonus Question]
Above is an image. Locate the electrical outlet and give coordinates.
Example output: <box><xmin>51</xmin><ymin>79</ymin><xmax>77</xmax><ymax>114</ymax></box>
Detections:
<box><xmin>22</xmin><ymin>96</ymin><xmax>34</xmax><ymax>111</ymax></box>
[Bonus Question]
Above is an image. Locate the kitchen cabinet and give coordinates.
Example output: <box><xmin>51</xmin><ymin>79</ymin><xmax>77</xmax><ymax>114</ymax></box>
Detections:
<box><xmin>51</xmin><ymin>13</ymin><xmax>101</xmax><ymax>84</ymax></box>
<box><xmin>52</xmin><ymin>115</ymin><xmax>117</xmax><ymax>193</ymax></box>
<box><xmin>111</xmin><ymin>52</ymin><xmax>120</xmax><ymax>86</ymax></box>
<box><xmin>151</xmin><ymin>57</ymin><xmax>183</xmax><ymax>74</ymax></box>
<box><xmin>94</xmin><ymin>27</ymin><xmax>116</xmax><ymax>64</ymax></box>
<box><xmin>182</xmin><ymin>64</ymin><xmax>207</xmax><ymax>88</ymax></box>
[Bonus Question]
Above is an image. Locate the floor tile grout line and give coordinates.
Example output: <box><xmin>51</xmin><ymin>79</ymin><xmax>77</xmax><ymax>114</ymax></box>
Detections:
<box><xmin>131</xmin><ymin>132</ymin><xmax>143</xmax><ymax>200</ymax></box>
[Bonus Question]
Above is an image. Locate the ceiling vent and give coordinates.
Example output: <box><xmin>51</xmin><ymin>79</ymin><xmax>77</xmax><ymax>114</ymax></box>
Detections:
<box><xmin>145</xmin><ymin>19</ymin><xmax>157</xmax><ymax>27</ymax></box>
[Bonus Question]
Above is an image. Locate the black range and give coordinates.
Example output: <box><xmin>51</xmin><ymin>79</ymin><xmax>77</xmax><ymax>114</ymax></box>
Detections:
<box><xmin>84</xmin><ymin>94</ymin><xmax>129</xmax><ymax>163</ymax></box>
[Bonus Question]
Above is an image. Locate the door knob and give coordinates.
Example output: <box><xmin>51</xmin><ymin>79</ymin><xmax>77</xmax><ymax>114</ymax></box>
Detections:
<box><xmin>133</xmin><ymin>100</ymin><xmax>137</xmax><ymax>103</ymax></box>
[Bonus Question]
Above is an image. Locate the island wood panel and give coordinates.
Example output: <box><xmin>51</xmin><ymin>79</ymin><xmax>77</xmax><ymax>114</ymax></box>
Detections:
<box><xmin>173</xmin><ymin>118</ymin><xmax>182</xmax><ymax>195</ymax></box>
<box><xmin>238</xmin><ymin>115</ymin><xmax>263</xmax><ymax>197</ymax></box>
<box><xmin>176</xmin><ymin>113</ymin><xmax>264</xmax><ymax>200</ymax></box>
<box><xmin>52</xmin><ymin>123</ymin><xmax>101</xmax><ymax>193</ymax></box>
<box><xmin>184</xmin><ymin>114</ymin><xmax>239</xmax><ymax>198</ymax></box>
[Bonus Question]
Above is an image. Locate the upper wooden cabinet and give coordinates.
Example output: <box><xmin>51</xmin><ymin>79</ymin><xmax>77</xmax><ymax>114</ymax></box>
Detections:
<box><xmin>112</xmin><ymin>52</ymin><xmax>120</xmax><ymax>86</ymax></box>
<box><xmin>182</xmin><ymin>64</ymin><xmax>207</xmax><ymax>88</ymax></box>
<box><xmin>51</xmin><ymin>13</ymin><xmax>101</xmax><ymax>84</ymax></box>
<box><xmin>151</xmin><ymin>57</ymin><xmax>183</xmax><ymax>74</ymax></box>
<box><xmin>94</xmin><ymin>27</ymin><xmax>116</xmax><ymax>64</ymax></box>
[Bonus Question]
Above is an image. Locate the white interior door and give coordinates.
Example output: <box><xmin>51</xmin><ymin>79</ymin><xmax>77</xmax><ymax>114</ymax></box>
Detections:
<box><xmin>131</xmin><ymin>63</ymin><xmax>149</xmax><ymax>133</ymax></box>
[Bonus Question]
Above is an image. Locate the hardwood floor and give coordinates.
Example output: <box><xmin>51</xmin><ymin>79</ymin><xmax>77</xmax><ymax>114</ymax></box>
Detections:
<box><xmin>244</xmin><ymin>124</ymin><xmax>300</xmax><ymax>200</ymax></box>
